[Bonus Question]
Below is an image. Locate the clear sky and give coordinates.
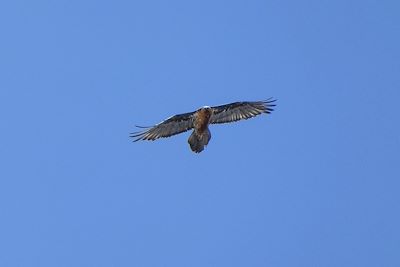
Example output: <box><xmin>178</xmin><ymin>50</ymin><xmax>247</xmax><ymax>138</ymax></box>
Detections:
<box><xmin>1</xmin><ymin>0</ymin><xmax>399</xmax><ymax>266</ymax></box>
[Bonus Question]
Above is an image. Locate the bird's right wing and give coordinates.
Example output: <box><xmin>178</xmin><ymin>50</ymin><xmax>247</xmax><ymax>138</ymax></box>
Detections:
<box><xmin>210</xmin><ymin>98</ymin><xmax>276</xmax><ymax>124</ymax></box>
<box><xmin>130</xmin><ymin>111</ymin><xmax>196</xmax><ymax>141</ymax></box>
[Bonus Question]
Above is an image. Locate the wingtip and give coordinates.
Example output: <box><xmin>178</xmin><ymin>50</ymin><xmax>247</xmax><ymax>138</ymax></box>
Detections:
<box><xmin>263</xmin><ymin>98</ymin><xmax>277</xmax><ymax>109</ymax></box>
<box><xmin>261</xmin><ymin>98</ymin><xmax>277</xmax><ymax>113</ymax></box>
<box><xmin>130</xmin><ymin>134</ymin><xmax>143</xmax><ymax>142</ymax></box>
<box><xmin>263</xmin><ymin>97</ymin><xmax>277</xmax><ymax>103</ymax></box>
<box><xmin>135</xmin><ymin>125</ymin><xmax>152</xmax><ymax>129</ymax></box>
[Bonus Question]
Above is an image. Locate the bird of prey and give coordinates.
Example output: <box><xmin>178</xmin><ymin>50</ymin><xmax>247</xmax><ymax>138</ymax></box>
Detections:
<box><xmin>131</xmin><ymin>99</ymin><xmax>276</xmax><ymax>153</ymax></box>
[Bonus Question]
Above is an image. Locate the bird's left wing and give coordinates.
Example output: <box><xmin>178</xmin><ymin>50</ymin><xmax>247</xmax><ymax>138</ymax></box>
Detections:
<box><xmin>210</xmin><ymin>99</ymin><xmax>276</xmax><ymax>124</ymax></box>
<box><xmin>130</xmin><ymin>111</ymin><xmax>196</xmax><ymax>141</ymax></box>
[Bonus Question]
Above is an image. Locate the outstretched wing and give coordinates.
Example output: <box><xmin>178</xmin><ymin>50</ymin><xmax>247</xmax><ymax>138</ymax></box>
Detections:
<box><xmin>130</xmin><ymin>111</ymin><xmax>195</xmax><ymax>141</ymax></box>
<box><xmin>210</xmin><ymin>98</ymin><xmax>276</xmax><ymax>124</ymax></box>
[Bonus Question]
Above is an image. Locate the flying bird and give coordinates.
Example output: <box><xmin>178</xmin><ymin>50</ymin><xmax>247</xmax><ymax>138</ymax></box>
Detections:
<box><xmin>131</xmin><ymin>98</ymin><xmax>276</xmax><ymax>153</ymax></box>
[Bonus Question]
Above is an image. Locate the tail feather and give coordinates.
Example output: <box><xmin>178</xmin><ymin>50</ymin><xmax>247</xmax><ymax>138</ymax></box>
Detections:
<box><xmin>188</xmin><ymin>130</ymin><xmax>211</xmax><ymax>153</ymax></box>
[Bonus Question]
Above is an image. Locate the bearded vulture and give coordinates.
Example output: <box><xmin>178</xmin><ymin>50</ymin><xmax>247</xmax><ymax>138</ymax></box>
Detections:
<box><xmin>131</xmin><ymin>99</ymin><xmax>276</xmax><ymax>153</ymax></box>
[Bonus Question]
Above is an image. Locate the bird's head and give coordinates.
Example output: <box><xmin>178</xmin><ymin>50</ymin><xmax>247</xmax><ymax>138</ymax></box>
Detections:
<box><xmin>197</xmin><ymin>106</ymin><xmax>212</xmax><ymax>119</ymax></box>
<box><xmin>199</xmin><ymin>105</ymin><xmax>211</xmax><ymax>110</ymax></box>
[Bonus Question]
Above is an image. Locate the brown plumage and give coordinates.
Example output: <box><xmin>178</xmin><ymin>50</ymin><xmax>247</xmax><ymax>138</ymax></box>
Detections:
<box><xmin>131</xmin><ymin>98</ymin><xmax>276</xmax><ymax>153</ymax></box>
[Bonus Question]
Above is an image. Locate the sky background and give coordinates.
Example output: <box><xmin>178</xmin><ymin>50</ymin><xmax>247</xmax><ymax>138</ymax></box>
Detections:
<box><xmin>1</xmin><ymin>0</ymin><xmax>399</xmax><ymax>266</ymax></box>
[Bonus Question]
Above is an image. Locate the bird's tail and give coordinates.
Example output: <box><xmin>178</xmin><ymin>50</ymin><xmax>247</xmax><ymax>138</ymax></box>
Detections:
<box><xmin>188</xmin><ymin>129</ymin><xmax>211</xmax><ymax>153</ymax></box>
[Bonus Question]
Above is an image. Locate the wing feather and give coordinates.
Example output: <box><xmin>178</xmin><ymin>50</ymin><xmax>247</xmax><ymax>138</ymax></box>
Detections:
<box><xmin>130</xmin><ymin>111</ymin><xmax>195</xmax><ymax>141</ymax></box>
<box><xmin>210</xmin><ymin>98</ymin><xmax>276</xmax><ymax>124</ymax></box>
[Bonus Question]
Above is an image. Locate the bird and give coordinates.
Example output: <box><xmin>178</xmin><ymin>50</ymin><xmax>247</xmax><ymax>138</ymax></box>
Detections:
<box><xmin>131</xmin><ymin>98</ymin><xmax>276</xmax><ymax>153</ymax></box>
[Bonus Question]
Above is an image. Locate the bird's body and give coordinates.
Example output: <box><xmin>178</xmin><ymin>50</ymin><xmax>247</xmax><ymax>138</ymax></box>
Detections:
<box><xmin>131</xmin><ymin>99</ymin><xmax>276</xmax><ymax>153</ymax></box>
<box><xmin>188</xmin><ymin>107</ymin><xmax>213</xmax><ymax>152</ymax></box>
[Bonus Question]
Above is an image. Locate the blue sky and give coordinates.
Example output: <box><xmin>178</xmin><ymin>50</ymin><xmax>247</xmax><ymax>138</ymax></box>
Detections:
<box><xmin>1</xmin><ymin>0</ymin><xmax>399</xmax><ymax>266</ymax></box>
